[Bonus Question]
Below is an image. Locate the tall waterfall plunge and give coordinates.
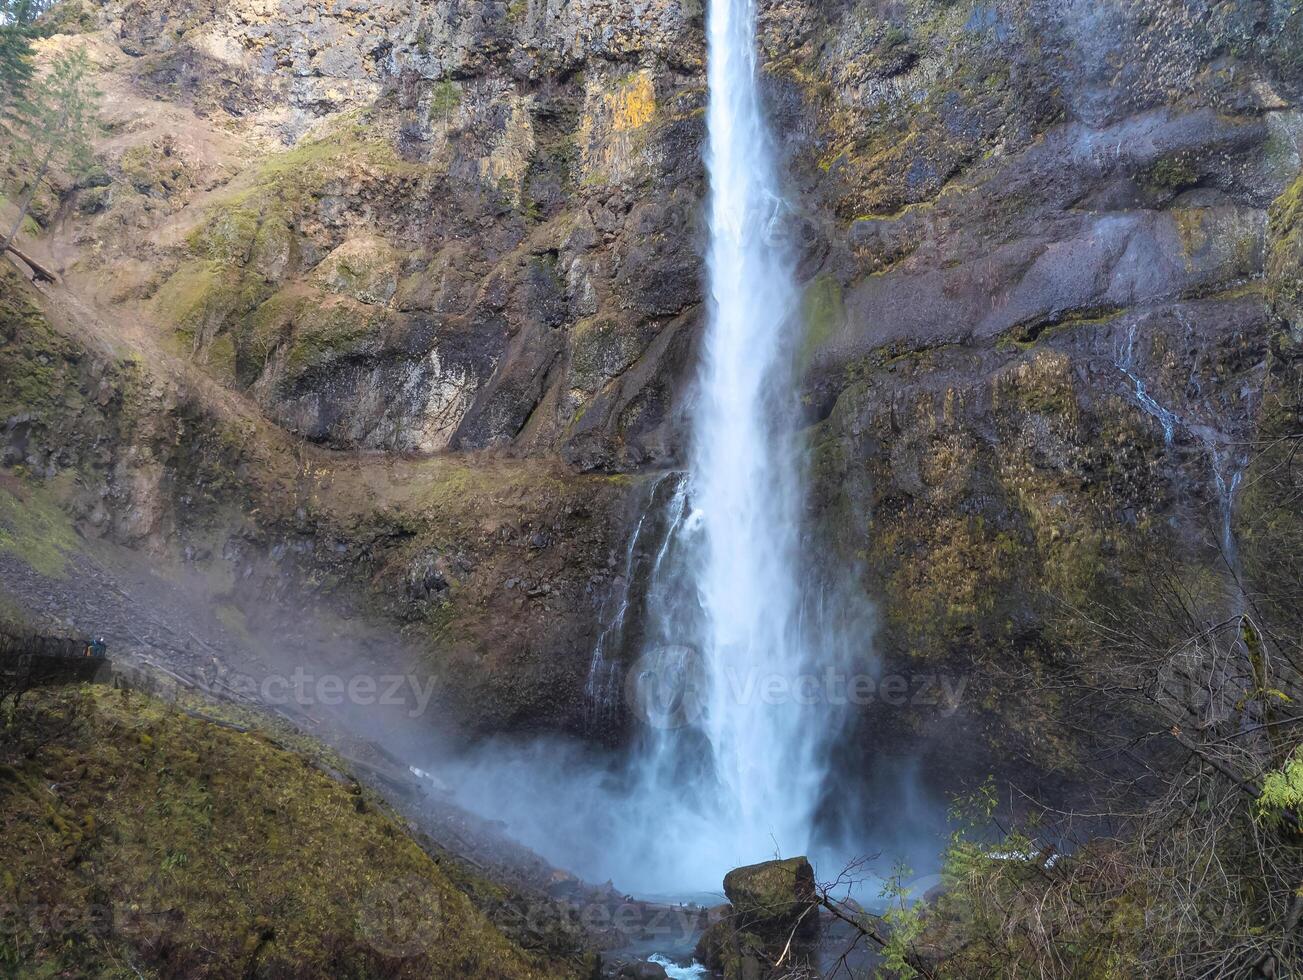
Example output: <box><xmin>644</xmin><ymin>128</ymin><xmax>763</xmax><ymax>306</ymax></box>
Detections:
<box><xmin>587</xmin><ymin>0</ymin><xmax>867</xmax><ymax>891</ymax></box>
<box><xmin>445</xmin><ymin>0</ymin><xmax>872</xmax><ymax>897</ymax></box>
<box><xmin>627</xmin><ymin>0</ymin><xmax>846</xmax><ymax>877</ymax></box>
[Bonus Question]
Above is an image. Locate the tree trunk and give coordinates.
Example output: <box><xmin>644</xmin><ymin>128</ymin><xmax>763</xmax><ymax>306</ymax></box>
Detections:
<box><xmin>4</xmin><ymin>241</ymin><xmax>57</xmax><ymax>282</ymax></box>
<box><xmin>0</xmin><ymin>147</ymin><xmax>53</xmax><ymax>258</ymax></box>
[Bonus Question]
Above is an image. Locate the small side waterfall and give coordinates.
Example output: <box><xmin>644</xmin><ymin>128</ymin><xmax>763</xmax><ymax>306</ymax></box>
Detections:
<box><xmin>584</xmin><ymin>475</ymin><xmax>674</xmax><ymax>732</ymax></box>
<box><xmin>1211</xmin><ymin>447</ymin><xmax>1246</xmax><ymax>576</ymax></box>
<box><xmin>1117</xmin><ymin>321</ymin><xmax>1179</xmax><ymax>445</ymax></box>
<box><xmin>584</xmin><ymin>510</ymin><xmax>647</xmax><ymax>731</ymax></box>
<box><xmin>1111</xmin><ymin>320</ymin><xmax>1249</xmax><ymax>571</ymax></box>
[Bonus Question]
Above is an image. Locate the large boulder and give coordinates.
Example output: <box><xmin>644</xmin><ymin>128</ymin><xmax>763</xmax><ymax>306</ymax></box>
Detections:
<box><xmin>613</xmin><ymin>962</ymin><xmax>670</xmax><ymax>979</ymax></box>
<box><xmin>723</xmin><ymin>857</ymin><xmax>817</xmax><ymax>935</ymax></box>
<box><xmin>694</xmin><ymin>859</ymin><xmax>821</xmax><ymax>980</ymax></box>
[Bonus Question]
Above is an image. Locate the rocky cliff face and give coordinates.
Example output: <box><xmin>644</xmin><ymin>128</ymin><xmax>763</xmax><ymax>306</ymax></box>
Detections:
<box><xmin>78</xmin><ymin>0</ymin><xmax>709</xmax><ymax>468</ymax></box>
<box><xmin>3</xmin><ymin>0</ymin><xmax>1302</xmax><ymax>782</ymax></box>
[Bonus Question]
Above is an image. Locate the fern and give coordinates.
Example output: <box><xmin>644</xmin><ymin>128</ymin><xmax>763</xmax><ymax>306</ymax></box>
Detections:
<box><xmin>1256</xmin><ymin>749</ymin><xmax>1303</xmax><ymax>829</ymax></box>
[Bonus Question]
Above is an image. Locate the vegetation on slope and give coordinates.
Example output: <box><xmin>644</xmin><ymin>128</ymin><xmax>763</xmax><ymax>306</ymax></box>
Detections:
<box><xmin>0</xmin><ymin>683</ymin><xmax>582</xmax><ymax>979</ymax></box>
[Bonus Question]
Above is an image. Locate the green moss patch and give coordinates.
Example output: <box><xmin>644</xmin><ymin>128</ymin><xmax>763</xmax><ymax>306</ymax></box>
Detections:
<box><xmin>152</xmin><ymin>258</ymin><xmax>224</xmax><ymax>329</ymax></box>
<box><xmin>213</xmin><ymin>119</ymin><xmax>423</xmax><ymax>220</ymax></box>
<box><xmin>1145</xmin><ymin>154</ymin><xmax>1200</xmax><ymax>191</ymax></box>
<box><xmin>156</xmin><ymin>118</ymin><xmax>426</xmax><ymax>387</ymax></box>
<box><xmin>119</xmin><ymin>142</ymin><xmax>195</xmax><ymax>200</ymax></box>
<box><xmin>799</xmin><ymin>274</ymin><xmax>844</xmax><ymax>369</ymax></box>
<box><xmin>0</xmin><ymin>285</ymin><xmax>66</xmax><ymax>418</ymax></box>
<box><xmin>246</xmin><ymin>286</ymin><xmax>388</xmax><ymax>384</ymax></box>
<box><xmin>311</xmin><ymin>236</ymin><xmax>403</xmax><ymax>306</ymax></box>
<box><xmin>0</xmin><ymin>684</ymin><xmax>577</xmax><ymax>979</ymax></box>
<box><xmin>428</xmin><ymin>80</ymin><xmax>462</xmax><ymax>121</ymax></box>
<box><xmin>1268</xmin><ymin>173</ymin><xmax>1303</xmax><ymax>331</ymax></box>
<box><xmin>0</xmin><ymin>478</ymin><xmax>79</xmax><ymax>578</ymax></box>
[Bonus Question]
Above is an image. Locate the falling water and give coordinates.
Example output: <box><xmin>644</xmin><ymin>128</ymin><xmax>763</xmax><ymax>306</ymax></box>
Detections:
<box><xmin>614</xmin><ymin>0</ymin><xmax>856</xmax><ymax>887</ymax></box>
<box><xmin>583</xmin><ymin>511</ymin><xmax>645</xmax><ymax>730</ymax></box>
<box><xmin>584</xmin><ymin>475</ymin><xmax>674</xmax><ymax>732</ymax></box>
<box><xmin>452</xmin><ymin>0</ymin><xmax>866</xmax><ymax>898</ymax></box>
<box><xmin>1117</xmin><ymin>322</ymin><xmax>1179</xmax><ymax>445</ymax></box>
<box><xmin>685</xmin><ymin>0</ymin><xmax>817</xmax><ymax>859</ymax></box>
<box><xmin>1211</xmin><ymin>448</ymin><xmax>1246</xmax><ymax>572</ymax></box>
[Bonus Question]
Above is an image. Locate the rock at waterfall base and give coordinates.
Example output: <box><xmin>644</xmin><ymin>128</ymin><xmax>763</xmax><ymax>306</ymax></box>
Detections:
<box><xmin>694</xmin><ymin>858</ymin><xmax>820</xmax><ymax>979</ymax></box>
<box><xmin>614</xmin><ymin>962</ymin><xmax>671</xmax><ymax>979</ymax></box>
<box><xmin>723</xmin><ymin>856</ymin><xmax>818</xmax><ymax>935</ymax></box>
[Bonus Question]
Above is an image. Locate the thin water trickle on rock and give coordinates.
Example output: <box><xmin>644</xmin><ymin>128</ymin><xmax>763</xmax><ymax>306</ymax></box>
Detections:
<box><xmin>1117</xmin><ymin>321</ymin><xmax>1179</xmax><ymax>445</ymax></box>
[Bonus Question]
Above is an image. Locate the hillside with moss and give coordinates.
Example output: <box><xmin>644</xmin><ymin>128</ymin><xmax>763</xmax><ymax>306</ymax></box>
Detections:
<box><xmin>0</xmin><ymin>683</ymin><xmax>587</xmax><ymax>978</ymax></box>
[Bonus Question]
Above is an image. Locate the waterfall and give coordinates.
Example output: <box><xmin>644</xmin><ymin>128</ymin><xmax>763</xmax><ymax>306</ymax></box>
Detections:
<box><xmin>614</xmin><ymin>0</ymin><xmax>856</xmax><ymax>889</ymax></box>
<box><xmin>454</xmin><ymin>0</ymin><xmax>865</xmax><ymax>898</ymax></box>
<box><xmin>584</xmin><ymin>474</ymin><xmax>673</xmax><ymax>733</ymax></box>
<box><xmin>1117</xmin><ymin>321</ymin><xmax>1178</xmax><ymax>445</ymax></box>
<box><xmin>684</xmin><ymin>0</ymin><xmax>819</xmax><ymax>862</ymax></box>
<box><xmin>1211</xmin><ymin>448</ymin><xmax>1246</xmax><ymax>576</ymax></box>
<box><xmin>1112</xmin><ymin>320</ymin><xmax>1247</xmax><ymax>571</ymax></box>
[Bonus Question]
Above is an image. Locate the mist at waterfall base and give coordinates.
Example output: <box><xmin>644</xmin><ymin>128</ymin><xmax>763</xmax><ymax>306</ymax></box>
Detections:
<box><xmin>445</xmin><ymin>729</ymin><xmax>948</xmax><ymax>898</ymax></box>
<box><xmin>439</xmin><ymin>0</ymin><xmax>949</xmax><ymax>900</ymax></box>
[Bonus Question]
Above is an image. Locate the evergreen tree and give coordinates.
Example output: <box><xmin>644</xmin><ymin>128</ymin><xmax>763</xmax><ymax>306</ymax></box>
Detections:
<box><xmin>0</xmin><ymin>0</ymin><xmax>38</xmax><ymax>116</ymax></box>
<box><xmin>2</xmin><ymin>42</ymin><xmax>98</xmax><ymax>258</ymax></box>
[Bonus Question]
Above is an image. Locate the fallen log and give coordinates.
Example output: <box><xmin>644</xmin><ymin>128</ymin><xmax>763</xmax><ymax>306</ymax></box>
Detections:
<box><xmin>4</xmin><ymin>242</ymin><xmax>57</xmax><ymax>283</ymax></box>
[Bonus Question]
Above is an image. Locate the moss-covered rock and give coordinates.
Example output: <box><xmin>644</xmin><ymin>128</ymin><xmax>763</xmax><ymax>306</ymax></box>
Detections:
<box><xmin>1268</xmin><ymin>172</ymin><xmax>1303</xmax><ymax>336</ymax></box>
<box><xmin>0</xmin><ymin>477</ymin><xmax>80</xmax><ymax>578</ymax></box>
<box><xmin>311</xmin><ymin>235</ymin><xmax>404</xmax><ymax>306</ymax></box>
<box><xmin>244</xmin><ymin>285</ymin><xmax>389</xmax><ymax>386</ymax></box>
<box><xmin>152</xmin><ymin>259</ymin><xmax>264</xmax><ymax>375</ymax></box>
<box><xmin>1240</xmin><ymin>175</ymin><xmax>1303</xmax><ymax>637</ymax></box>
<box><xmin>798</xmin><ymin>274</ymin><xmax>844</xmax><ymax>370</ymax></box>
<box><xmin>803</xmin><ymin>304</ymin><xmax>1271</xmax><ymax>790</ymax></box>
<box><xmin>0</xmin><ymin>269</ymin><xmax>77</xmax><ymax>425</ymax></box>
<box><xmin>722</xmin><ymin>857</ymin><xmax>816</xmax><ymax>934</ymax></box>
<box><xmin>119</xmin><ymin>139</ymin><xmax>196</xmax><ymax>200</ymax></box>
<box><xmin>692</xmin><ymin>859</ymin><xmax>819</xmax><ymax>980</ymax></box>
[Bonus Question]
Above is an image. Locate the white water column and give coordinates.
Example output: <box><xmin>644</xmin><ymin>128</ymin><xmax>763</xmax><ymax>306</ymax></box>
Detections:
<box><xmin>662</xmin><ymin>0</ymin><xmax>833</xmax><ymax>872</ymax></box>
